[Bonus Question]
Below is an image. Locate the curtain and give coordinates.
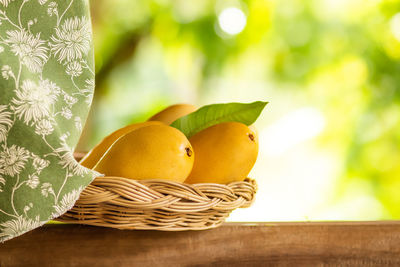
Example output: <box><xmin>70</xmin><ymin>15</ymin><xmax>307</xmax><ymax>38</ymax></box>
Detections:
<box><xmin>0</xmin><ymin>0</ymin><xmax>99</xmax><ymax>242</ymax></box>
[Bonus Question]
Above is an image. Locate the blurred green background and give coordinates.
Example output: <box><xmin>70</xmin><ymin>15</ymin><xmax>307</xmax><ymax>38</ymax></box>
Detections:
<box><xmin>79</xmin><ymin>0</ymin><xmax>400</xmax><ymax>221</ymax></box>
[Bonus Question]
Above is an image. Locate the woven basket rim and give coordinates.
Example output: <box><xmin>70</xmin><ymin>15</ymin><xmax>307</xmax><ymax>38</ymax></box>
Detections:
<box><xmin>59</xmin><ymin>157</ymin><xmax>257</xmax><ymax>230</ymax></box>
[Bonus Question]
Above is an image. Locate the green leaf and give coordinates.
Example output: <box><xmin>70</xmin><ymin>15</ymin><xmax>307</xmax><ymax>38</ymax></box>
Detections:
<box><xmin>171</xmin><ymin>101</ymin><xmax>268</xmax><ymax>138</ymax></box>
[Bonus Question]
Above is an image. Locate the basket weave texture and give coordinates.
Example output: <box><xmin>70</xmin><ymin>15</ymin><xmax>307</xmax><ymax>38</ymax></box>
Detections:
<box><xmin>57</xmin><ymin>176</ymin><xmax>257</xmax><ymax>230</ymax></box>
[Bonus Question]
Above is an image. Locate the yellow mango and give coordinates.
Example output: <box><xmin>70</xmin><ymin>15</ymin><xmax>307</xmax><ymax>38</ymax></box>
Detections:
<box><xmin>185</xmin><ymin>122</ymin><xmax>258</xmax><ymax>184</ymax></box>
<box><xmin>147</xmin><ymin>104</ymin><xmax>196</xmax><ymax>125</ymax></box>
<box><xmin>80</xmin><ymin>121</ymin><xmax>164</xmax><ymax>169</ymax></box>
<box><xmin>93</xmin><ymin>125</ymin><xmax>194</xmax><ymax>182</ymax></box>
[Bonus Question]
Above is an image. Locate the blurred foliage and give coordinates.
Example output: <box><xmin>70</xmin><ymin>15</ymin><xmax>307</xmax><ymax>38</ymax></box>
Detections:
<box><xmin>82</xmin><ymin>0</ymin><xmax>400</xmax><ymax>219</ymax></box>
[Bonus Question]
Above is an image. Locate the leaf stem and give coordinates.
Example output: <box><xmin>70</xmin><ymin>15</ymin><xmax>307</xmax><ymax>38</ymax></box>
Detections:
<box><xmin>0</xmin><ymin>208</ymin><xmax>18</xmax><ymax>219</ymax></box>
<box><xmin>18</xmin><ymin>0</ymin><xmax>27</xmax><ymax>29</ymax></box>
<box><xmin>15</xmin><ymin>61</ymin><xmax>22</xmax><ymax>90</ymax></box>
<box><xmin>55</xmin><ymin>170</ymin><xmax>69</xmax><ymax>203</ymax></box>
<box><xmin>57</xmin><ymin>0</ymin><xmax>74</xmax><ymax>27</ymax></box>
<box><xmin>10</xmin><ymin>174</ymin><xmax>21</xmax><ymax>216</ymax></box>
<box><xmin>1</xmin><ymin>13</ymin><xmax>21</xmax><ymax>30</ymax></box>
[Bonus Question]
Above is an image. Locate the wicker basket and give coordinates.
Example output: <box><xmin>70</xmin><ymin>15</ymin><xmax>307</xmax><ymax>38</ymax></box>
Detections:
<box><xmin>56</xmin><ymin>176</ymin><xmax>257</xmax><ymax>230</ymax></box>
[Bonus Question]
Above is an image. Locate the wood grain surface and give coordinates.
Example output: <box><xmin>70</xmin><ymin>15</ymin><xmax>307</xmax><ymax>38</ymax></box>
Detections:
<box><xmin>1</xmin><ymin>222</ymin><xmax>400</xmax><ymax>266</ymax></box>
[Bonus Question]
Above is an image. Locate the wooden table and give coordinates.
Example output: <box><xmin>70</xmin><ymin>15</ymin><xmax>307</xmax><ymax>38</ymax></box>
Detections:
<box><xmin>1</xmin><ymin>222</ymin><xmax>399</xmax><ymax>266</ymax></box>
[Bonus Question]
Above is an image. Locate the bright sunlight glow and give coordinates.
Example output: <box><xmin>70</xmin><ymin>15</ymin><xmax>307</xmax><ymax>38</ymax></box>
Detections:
<box><xmin>218</xmin><ymin>7</ymin><xmax>247</xmax><ymax>35</ymax></box>
<box><xmin>390</xmin><ymin>13</ymin><xmax>400</xmax><ymax>42</ymax></box>
<box><xmin>260</xmin><ymin>107</ymin><xmax>326</xmax><ymax>156</ymax></box>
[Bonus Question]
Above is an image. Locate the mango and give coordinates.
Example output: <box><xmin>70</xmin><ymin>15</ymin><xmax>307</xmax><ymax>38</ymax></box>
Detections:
<box><xmin>93</xmin><ymin>125</ymin><xmax>194</xmax><ymax>182</ymax></box>
<box><xmin>185</xmin><ymin>122</ymin><xmax>258</xmax><ymax>184</ymax></box>
<box><xmin>80</xmin><ymin>121</ymin><xmax>163</xmax><ymax>169</ymax></box>
<box><xmin>147</xmin><ymin>104</ymin><xmax>196</xmax><ymax>125</ymax></box>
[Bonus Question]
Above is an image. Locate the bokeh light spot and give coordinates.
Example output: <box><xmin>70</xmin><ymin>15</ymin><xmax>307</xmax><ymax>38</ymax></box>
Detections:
<box><xmin>390</xmin><ymin>13</ymin><xmax>400</xmax><ymax>42</ymax></box>
<box><xmin>218</xmin><ymin>7</ymin><xmax>247</xmax><ymax>35</ymax></box>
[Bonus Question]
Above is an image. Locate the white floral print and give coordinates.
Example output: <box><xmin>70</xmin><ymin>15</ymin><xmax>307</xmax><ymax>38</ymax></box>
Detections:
<box><xmin>23</xmin><ymin>203</ymin><xmax>33</xmax><ymax>216</ymax></box>
<box><xmin>82</xmin><ymin>78</ymin><xmax>95</xmax><ymax>104</ymax></box>
<box><xmin>0</xmin><ymin>0</ymin><xmax>14</xmax><ymax>7</ymax></box>
<box><xmin>60</xmin><ymin>107</ymin><xmax>72</xmax><ymax>119</ymax></box>
<box><xmin>26</xmin><ymin>174</ymin><xmax>39</xmax><ymax>189</ymax></box>
<box><xmin>58</xmin><ymin>151</ymin><xmax>88</xmax><ymax>176</ymax></box>
<box><xmin>66</xmin><ymin>61</ymin><xmax>82</xmax><ymax>77</ymax></box>
<box><xmin>5</xmin><ymin>30</ymin><xmax>48</xmax><ymax>73</ymax></box>
<box><xmin>52</xmin><ymin>187</ymin><xmax>82</xmax><ymax>218</ymax></box>
<box><xmin>32</xmin><ymin>156</ymin><xmax>49</xmax><ymax>173</ymax></box>
<box><xmin>63</xmin><ymin>94</ymin><xmax>77</xmax><ymax>106</ymax></box>
<box><xmin>0</xmin><ymin>176</ymin><xmax>5</xmax><ymax>192</ymax></box>
<box><xmin>0</xmin><ymin>145</ymin><xmax>29</xmax><ymax>177</ymax></box>
<box><xmin>41</xmin><ymin>79</ymin><xmax>61</xmax><ymax>95</ymax></box>
<box><xmin>0</xmin><ymin>0</ymin><xmax>98</xmax><ymax>243</ymax></box>
<box><xmin>35</xmin><ymin>119</ymin><xmax>54</xmax><ymax>136</ymax></box>
<box><xmin>74</xmin><ymin>116</ymin><xmax>82</xmax><ymax>132</ymax></box>
<box><xmin>50</xmin><ymin>16</ymin><xmax>91</xmax><ymax>63</ymax></box>
<box><xmin>0</xmin><ymin>216</ymin><xmax>42</xmax><ymax>240</ymax></box>
<box><xmin>0</xmin><ymin>105</ymin><xmax>13</xmax><ymax>143</ymax></box>
<box><xmin>47</xmin><ymin>2</ymin><xmax>58</xmax><ymax>17</ymax></box>
<box><xmin>1</xmin><ymin>65</ymin><xmax>13</xmax><ymax>80</ymax></box>
<box><xmin>12</xmin><ymin>79</ymin><xmax>59</xmax><ymax>124</ymax></box>
<box><xmin>59</xmin><ymin>132</ymin><xmax>69</xmax><ymax>143</ymax></box>
<box><xmin>40</xmin><ymin>182</ymin><xmax>54</xmax><ymax>198</ymax></box>
<box><xmin>84</xmin><ymin>78</ymin><xmax>94</xmax><ymax>92</ymax></box>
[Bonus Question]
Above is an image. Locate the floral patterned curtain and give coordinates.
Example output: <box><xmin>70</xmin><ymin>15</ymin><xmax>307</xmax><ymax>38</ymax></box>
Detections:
<box><xmin>0</xmin><ymin>0</ymin><xmax>99</xmax><ymax>242</ymax></box>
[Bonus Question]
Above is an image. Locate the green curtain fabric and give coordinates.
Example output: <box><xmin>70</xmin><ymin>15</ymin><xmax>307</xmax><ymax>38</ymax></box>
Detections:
<box><xmin>0</xmin><ymin>0</ymin><xmax>99</xmax><ymax>242</ymax></box>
